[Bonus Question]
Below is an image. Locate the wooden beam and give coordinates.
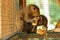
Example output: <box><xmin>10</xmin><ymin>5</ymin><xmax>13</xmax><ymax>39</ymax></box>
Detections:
<box><xmin>19</xmin><ymin>0</ymin><xmax>26</xmax><ymax>9</ymax></box>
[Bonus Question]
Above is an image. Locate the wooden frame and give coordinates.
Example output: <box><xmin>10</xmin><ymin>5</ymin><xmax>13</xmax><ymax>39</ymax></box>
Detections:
<box><xmin>19</xmin><ymin>0</ymin><xmax>26</xmax><ymax>9</ymax></box>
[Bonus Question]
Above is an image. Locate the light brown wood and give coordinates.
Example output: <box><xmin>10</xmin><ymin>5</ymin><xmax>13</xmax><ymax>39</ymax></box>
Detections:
<box><xmin>1</xmin><ymin>0</ymin><xmax>16</xmax><ymax>38</ymax></box>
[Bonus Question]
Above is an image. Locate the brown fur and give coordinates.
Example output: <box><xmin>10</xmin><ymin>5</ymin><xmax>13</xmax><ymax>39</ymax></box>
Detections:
<box><xmin>38</xmin><ymin>15</ymin><xmax>48</xmax><ymax>27</ymax></box>
<box><xmin>32</xmin><ymin>15</ymin><xmax>48</xmax><ymax>33</ymax></box>
<box><xmin>16</xmin><ymin>4</ymin><xmax>40</xmax><ymax>33</ymax></box>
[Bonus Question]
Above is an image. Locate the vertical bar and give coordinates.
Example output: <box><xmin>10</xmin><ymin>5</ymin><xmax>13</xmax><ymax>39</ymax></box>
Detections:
<box><xmin>19</xmin><ymin>0</ymin><xmax>26</xmax><ymax>9</ymax></box>
<box><xmin>0</xmin><ymin>0</ymin><xmax>1</xmax><ymax>38</ymax></box>
<box><xmin>23</xmin><ymin>0</ymin><xmax>26</xmax><ymax>8</ymax></box>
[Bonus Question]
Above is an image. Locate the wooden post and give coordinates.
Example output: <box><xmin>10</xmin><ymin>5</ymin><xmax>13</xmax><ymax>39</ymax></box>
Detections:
<box><xmin>19</xmin><ymin>0</ymin><xmax>26</xmax><ymax>9</ymax></box>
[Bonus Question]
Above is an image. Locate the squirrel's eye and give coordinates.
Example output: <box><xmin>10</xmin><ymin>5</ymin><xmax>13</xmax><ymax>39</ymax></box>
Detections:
<box><xmin>33</xmin><ymin>8</ymin><xmax>35</xmax><ymax>10</ymax></box>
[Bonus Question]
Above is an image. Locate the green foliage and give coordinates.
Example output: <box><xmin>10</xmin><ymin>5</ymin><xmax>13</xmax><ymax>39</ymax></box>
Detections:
<box><xmin>49</xmin><ymin>0</ymin><xmax>60</xmax><ymax>23</ymax></box>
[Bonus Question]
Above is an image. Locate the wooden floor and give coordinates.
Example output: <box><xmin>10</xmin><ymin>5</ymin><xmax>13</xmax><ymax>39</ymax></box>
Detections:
<box><xmin>4</xmin><ymin>32</ymin><xmax>60</xmax><ymax>40</ymax></box>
